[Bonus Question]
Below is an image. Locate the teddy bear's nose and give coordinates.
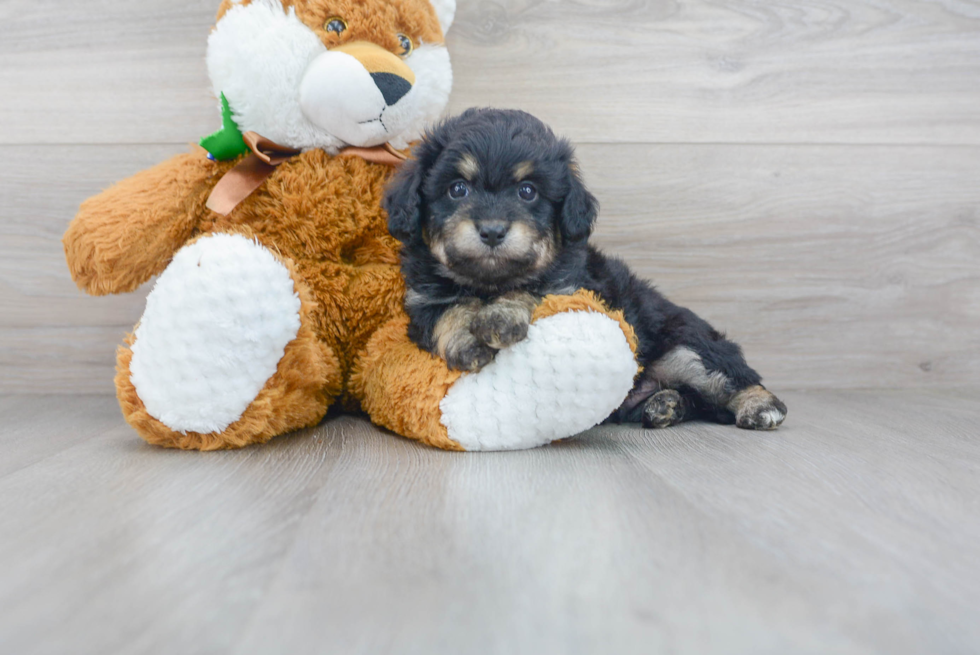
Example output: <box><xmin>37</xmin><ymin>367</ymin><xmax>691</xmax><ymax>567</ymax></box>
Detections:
<box><xmin>370</xmin><ymin>72</ymin><xmax>412</xmax><ymax>106</ymax></box>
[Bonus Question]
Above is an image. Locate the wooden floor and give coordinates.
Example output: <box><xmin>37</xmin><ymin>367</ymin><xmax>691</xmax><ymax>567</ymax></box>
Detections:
<box><xmin>1</xmin><ymin>390</ymin><xmax>979</xmax><ymax>654</ymax></box>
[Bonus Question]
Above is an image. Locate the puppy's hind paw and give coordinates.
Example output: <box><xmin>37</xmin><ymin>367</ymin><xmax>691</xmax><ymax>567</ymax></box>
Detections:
<box><xmin>642</xmin><ymin>389</ymin><xmax>690</xmax><ymax>429</ymax></box>
<box><xmin>730</xmin><ymin>386</ymin><xmax>787</xmax><ymax>431</ymax></box>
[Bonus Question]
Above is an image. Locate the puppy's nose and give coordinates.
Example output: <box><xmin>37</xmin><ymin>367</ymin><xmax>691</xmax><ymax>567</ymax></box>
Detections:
<box><xmin>478</xmin><ymin>223</ymin><xmax>510</xmax><ymax>247</ymax></box>
<box><xmin>370</xmin><ymin>72</ymin><xmax>412</xmax><ymax>106</ymax></box>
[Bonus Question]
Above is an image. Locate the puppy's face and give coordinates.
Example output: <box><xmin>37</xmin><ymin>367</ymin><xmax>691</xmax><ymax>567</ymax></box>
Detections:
<box><xmin>385</xmin><ymin>109</ymin><xmax>599</xmax><ymax>291</ymax></box>
<box><xmin>422</xmin><ymin>149</ymin><xmax>559</xmax><ymax>287</ymax></box>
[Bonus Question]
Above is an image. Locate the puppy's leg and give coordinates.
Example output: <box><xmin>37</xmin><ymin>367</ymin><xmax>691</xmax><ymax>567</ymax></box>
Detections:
<box><xmin>470</xmin><ymin>291</ymin><xmax>537</xmax><ymax>350</ymax></box>
<box><xmin>433</xmin><ymin>300</ymin><xmax>496</xmax><ymax>372</ymax></box>
<box><xmin>614</xmin><ymin>378</ymin><xmax>696</xmax><ymax>429</ymax></box>
<box><xmin>649</xmin><ymin>334</ymin><xmax>787</xmax><ymax>430</ymax></box>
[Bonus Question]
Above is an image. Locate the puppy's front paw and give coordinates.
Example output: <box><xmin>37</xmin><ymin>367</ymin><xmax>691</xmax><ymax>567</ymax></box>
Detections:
<box><xmin>471</xmin><ymin>307</ymin><xmax>529</xmax><ymax>350</ymax></box>
<box><xmin>445</xmin><ymin>340</ymin><xmax>497</xmax><ymax>372</ymax></box>
<box><xmin>470</xmin><ymin>292</ymin><xmax>536</xmax><ymax>350</ymax></box>
<box><xmin>730</xmin><ymin>386</ymin><xmax>787</xmax><ymax>430</ymax></box>
<box><xmin>434</xmin><ymin>300</ymin><xmax>496</xmax><ymax>372</ymax></box>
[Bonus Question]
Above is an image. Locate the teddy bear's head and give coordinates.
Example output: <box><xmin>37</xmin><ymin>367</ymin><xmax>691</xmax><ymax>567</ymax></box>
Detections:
<box><xmin>208</xmin><ymin>0</ymin><xmax>456</xmax><ymax>153</ymax></box>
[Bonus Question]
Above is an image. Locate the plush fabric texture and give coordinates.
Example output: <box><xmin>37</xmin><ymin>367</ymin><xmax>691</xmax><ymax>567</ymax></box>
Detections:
<box><xmin>63</xmin><ymin>150</ymin><xmax>227</xmax><ymax>296</ymax></box>
<box><xmin>532</xmin><ymin>291</ymin><xmax>640</xmax><ymax>355</ymax></box>
<box><xmin>211</xmin><ymin>0</ymin><xmax>452</xmax><ymax>152</ymax></box>
<box><xmin>442</xmin><ymin>312</ymin><xmax>638</xmax><ymax>451</ymax></box>
<box><xmin>129</xmin><ymin>234</ymin><xmax>303</xmax><ymax>434</ymax></box>
<box><xmin>427</xmin><ymin>0</ymin><xmax>456</xmax><ymax>33</ymax></box>
<box><xmin>199</xmin><ymin>151</ymin><xmax>407</xmax><ymax>402</ymax></box>
<box><xmin>441</xmin><ymin>292</ymin><xmax>640</xmax><ymax>451</ymax></box>
<box><xmin>116</xmin><ymin>246</ymin><xmax>342</xmax><ymax>451</ymax></box>
<box><xmin>64</xmin><ymin>0</ymin><xmax>642</xmax><ymax>452</ymax></box>
<box><xmin>351</xmin><ymin>315</ymin><xmax>465</xmax><ymax>451</ymax></box>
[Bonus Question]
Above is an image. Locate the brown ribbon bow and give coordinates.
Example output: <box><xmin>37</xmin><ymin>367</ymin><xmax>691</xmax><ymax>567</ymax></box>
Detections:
<box><xmin>206</xmin><ymin>131</ymin><xmax>409</xmax><ymax>216</ymax></box>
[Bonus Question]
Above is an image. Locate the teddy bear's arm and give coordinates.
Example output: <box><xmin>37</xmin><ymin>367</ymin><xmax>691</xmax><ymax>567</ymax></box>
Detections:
<box><xmin>63</xmin><ymin>151</ymin><xmax>220</xmax><ymax>296</ymax></box>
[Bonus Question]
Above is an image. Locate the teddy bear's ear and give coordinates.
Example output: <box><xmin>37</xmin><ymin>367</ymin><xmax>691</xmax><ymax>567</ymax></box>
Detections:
<box><xmin>429</xmin><ymin>0</ymin><xmax>456</xmax><ymax>35</ymax></box>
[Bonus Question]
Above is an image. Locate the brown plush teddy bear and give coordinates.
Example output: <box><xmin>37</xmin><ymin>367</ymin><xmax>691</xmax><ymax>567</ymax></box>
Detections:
<box><xmin>63</xmin><ymin>0</ymin><xmax>640</xmax><ymax>452</ymax></box>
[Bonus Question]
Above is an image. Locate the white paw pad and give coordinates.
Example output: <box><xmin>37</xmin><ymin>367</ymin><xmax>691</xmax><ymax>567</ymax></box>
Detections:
<box><xmin>130</xmin><ymin>234</ymin><xmax>301</xmax><ymax>434</ymax></box>
<box><xmin>440</xmin><ymin>311</ymin><xmax>639</xmax><ymax>451</ymax></box>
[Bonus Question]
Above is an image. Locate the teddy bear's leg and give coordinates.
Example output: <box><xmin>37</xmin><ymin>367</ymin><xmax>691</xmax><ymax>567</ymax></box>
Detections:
<box><xmin>116</xmin><ymin>233</ymin><xmax>342</xmax><ymax>450</ymax></box>
<box><xmin>352</xmin><ymin>291</ymin><xmax>640</xmax><ymax>452</ymax></box>
<box><xmin>350</xmin><ymin>315</ymin><xmax>467</xmax><ymax>451</ymax></box>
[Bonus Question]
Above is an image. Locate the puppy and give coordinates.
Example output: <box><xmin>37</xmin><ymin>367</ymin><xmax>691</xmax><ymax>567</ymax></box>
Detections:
<box><xmin>383</xmin><ymin>108</ymin><xmax>787</xmax><ymax>430</ymax></box>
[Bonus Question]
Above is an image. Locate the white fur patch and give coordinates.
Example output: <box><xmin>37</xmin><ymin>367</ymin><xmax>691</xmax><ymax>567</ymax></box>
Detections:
<box><xmin>299</xmin><ymin>50</ymin><xmax>389</xmax><ymax>146</ymax></box>
<box><xmin>207</xmin><ymin>1</ymin><xmax>452</xmax><ymax>152</ymax></box>
<box><xmin>429</xmin><ymin>0</ymin><xmax>456</xmax><ymax>34</ymax></box>
<box><xmin>208</xmin><ymin>1</ymin><xmax>335</xmax><ymax>151</ymax></box>
<box><xmin>440</xmin><ymin>311</ymin><xmax>638</xmax><ymax>451</ymax></box>
<box><xmin>761</xmin><ymin>408</ymin><xmax>786</xmax><ymax>427</ymax></box>
<box><xmin>130</xmin><ymin>234</ymin><xmax>302</xmax><ymax>434</ymax></box>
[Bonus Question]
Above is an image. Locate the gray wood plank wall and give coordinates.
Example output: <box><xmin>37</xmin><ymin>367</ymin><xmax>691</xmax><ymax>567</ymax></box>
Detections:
<box><xmin>1</xmin><ymin>0</ymin><xmax>978</xmax><ymax>394</ymax></box>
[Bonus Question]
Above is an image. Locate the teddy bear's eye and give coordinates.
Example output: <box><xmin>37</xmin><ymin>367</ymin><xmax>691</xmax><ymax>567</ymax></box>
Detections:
<box><xmin>397</xmin><ymin>34</ymin><xmax>414</xmax><ymax>57</ymax></box>
<box><xmin>325</xmin><ymin>17</ymin><xmax>347</xmax><ymax>34</ymax></box>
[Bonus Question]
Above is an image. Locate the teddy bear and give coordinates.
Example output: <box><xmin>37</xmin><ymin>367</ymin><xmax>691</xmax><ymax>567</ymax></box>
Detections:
<box><xmin>62</xmin><ymin>0</ymin><xmax>640</xmax><ymax>452</ymax></box>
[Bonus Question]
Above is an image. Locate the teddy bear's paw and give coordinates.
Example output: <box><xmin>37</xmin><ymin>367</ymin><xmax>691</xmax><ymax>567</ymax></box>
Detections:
<box><xmin>129</xmin><ymin>233</ymin><xmax>302</xmax><ymax>435</ymax></box>
<box><xmin>439</xmin><ymin>310</ymin><xmax>639</xmax><ymax>451</ymax></box>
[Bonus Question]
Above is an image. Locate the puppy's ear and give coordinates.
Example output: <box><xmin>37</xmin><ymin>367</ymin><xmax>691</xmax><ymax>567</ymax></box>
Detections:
<box><xmin>559</xmin><ymin>160</ymin><xmax>599</xmax><ymax>242</ymax></box>
<box><xmin>385</xmin><ymin>121</ymin><xmax>454</xmax><ymax>242</ymax></box>
<box><xmin>384</xmin><ymin>157</ymin><xmax>426</xmax><ymax>243</ymax></box>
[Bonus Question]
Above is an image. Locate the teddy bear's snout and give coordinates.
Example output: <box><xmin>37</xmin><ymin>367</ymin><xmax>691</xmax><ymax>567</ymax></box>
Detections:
<box><xmin>299</xmin><ymin>41</ymin><xmax>416</xmax><ymax>148</ymax></box>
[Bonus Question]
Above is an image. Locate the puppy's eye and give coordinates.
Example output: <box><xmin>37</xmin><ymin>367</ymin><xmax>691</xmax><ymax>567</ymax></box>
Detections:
<box><xmin>397</xmin><ymin>34</ymin><xmax>414</xmax><ymax>56</ymax></box>
<box><xmin>518</xmin><ymin>182</ymin><xmax>538</xmax><ymax>202</ymax></box>
<box><xmin>325</xmin><ymin>17</ymin><xmax>347</xmax><ymax>34</ymax></box>
<box><xmin>449</xmin><ymin>181</ymin><xmax>470</xmax><ymax>199</ymax></box>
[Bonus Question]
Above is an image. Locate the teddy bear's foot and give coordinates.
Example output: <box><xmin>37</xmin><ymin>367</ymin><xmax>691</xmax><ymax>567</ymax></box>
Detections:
<box><xmin>354</xmin><ymin>291</ymin><xmax>639</xmax><ymax>452</ymax></box>
<box><xmin>440</xmin><ymin>298</ymin><xmax>638</xmax><ymax>451</ymax></box>
<box><xmin>117</xmin><ymin>233</ymin><xmax>342</xmax><ymax>450</ymax></box>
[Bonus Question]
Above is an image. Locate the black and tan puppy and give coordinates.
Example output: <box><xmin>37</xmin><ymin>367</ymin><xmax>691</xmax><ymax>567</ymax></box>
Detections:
<box><xmin>384</xmin><ymin>108</ymin><xmax>787</xmax><ymax>430</ymax></box>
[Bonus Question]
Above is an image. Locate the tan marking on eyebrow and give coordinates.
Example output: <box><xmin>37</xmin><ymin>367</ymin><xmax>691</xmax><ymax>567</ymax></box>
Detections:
<box><xmin>514</xmin><ymin>161</ymin><xmax>535</xmax><ymax>181</ymax></box>
<box><xmin>457</xmin><ymin>154</ymin><xmax>479</xmax><ymax>180</ymax></box>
